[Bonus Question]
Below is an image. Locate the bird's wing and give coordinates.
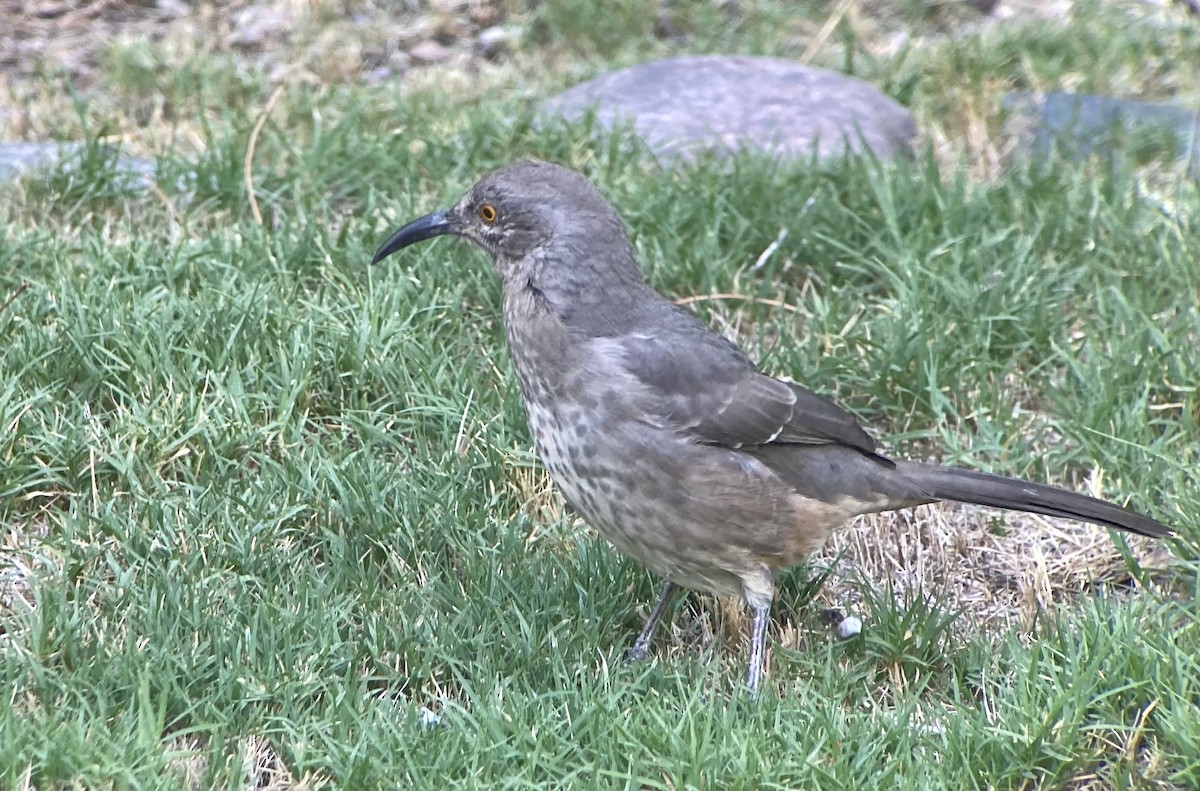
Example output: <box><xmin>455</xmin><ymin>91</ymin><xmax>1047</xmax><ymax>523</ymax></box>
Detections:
<box><xmin>595</xmin><ymin>307</ymin><xmax>878</xmax><ymax>455</ymax></box>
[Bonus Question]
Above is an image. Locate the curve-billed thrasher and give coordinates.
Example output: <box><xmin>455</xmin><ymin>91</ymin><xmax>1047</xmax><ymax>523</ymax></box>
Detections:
<box><xmin>372</xmin><ymin>161</ymin><xmax>1171</xmax><ymax>690</ymax></box>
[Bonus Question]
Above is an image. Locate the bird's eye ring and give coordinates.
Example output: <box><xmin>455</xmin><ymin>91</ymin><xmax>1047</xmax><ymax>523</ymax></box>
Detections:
<box><xmin>478</xmin><ymin>204</ymin><xmax>498</xmax><ymax>224</ymax></box>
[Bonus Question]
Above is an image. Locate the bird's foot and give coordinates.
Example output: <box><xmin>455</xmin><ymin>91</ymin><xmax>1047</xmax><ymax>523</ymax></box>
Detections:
<box><xmin>623</xmin><ymin>638</ymin><xmax>651</xmax><ymax>665</ymax></box>
<box><xmin>623</xmin><ymin>581</ymin><xmax>680</xmax><ymax>665</ymax></box>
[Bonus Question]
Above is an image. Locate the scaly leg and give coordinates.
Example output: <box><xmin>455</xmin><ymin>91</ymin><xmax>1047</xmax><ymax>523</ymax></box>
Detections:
<box><xmin>625</xmin><ymin>581</ymin><xmax>680</xmax><ymax>662</ymax></box>
<box><xmin>745</xmin><ymin>602</ymin><xmax>771</xmax><ymax>692</ymax></box>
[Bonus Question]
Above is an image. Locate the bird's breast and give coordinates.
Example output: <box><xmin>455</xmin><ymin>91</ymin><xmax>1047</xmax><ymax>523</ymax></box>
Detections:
<box><xmin>499</xmin><ymin>298</ymin><xmax>852</xmax><ymax>595</ymax></box>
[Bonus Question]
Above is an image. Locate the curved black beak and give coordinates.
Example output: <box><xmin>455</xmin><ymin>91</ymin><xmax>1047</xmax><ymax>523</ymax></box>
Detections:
<box><xmin>371</xmin><ymin>211</ymin><xmax>456</xmax><ymax>264</ymax></box>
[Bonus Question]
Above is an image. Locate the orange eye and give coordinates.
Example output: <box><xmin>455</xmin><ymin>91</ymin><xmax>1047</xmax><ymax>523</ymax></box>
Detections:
<box><xmin>478</xmin><ymin>204</ymin><xmax>497</xmax><ymax>224</ymax></box>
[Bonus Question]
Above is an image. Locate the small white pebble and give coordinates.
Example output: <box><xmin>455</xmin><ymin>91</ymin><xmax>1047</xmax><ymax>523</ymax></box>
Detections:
<box><xmin>835</xmin><ymin>615</ymin><xmax>863</xmax><ymax>640</ymax></box>
<box><xmin>417</xmin><ymin>707</ymin><xmax>441</xmax><ymax>729</ymax></box>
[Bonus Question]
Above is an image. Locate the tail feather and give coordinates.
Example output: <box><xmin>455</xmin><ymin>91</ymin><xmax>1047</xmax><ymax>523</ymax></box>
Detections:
<box><xmin>894</xmin><ymin>462</ymin><xmax>1171</xmax><ymax>539</ymax></box>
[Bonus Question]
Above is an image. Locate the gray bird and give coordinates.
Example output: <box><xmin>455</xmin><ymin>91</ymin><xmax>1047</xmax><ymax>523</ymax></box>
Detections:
<box><xmin>372</xmin><ymin>161</ymin><xmax>1171</xmax><ymax>690</ymax></box>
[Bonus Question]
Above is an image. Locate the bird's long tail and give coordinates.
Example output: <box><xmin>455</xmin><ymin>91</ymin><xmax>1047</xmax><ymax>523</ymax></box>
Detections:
<box><xmin>894</xmin><ymin>462</ymin><xmax>1171</xmax><ymax>538</ymax></box>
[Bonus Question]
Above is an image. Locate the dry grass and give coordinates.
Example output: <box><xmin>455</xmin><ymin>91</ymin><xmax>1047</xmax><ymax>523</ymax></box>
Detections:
<box><xmin>823</xmin><ymin>499</ymin><xmax>1172</xmax><ymax>633</ymax></box>
<box><xmin>0</xmin><ymin>514</ymin><xmax>50</xmax><ymax>650</ymax></box>
<box><xmin>0</xmin><ymin>0</ymin><xmax>512</xmax><ymax>151</ymax></box>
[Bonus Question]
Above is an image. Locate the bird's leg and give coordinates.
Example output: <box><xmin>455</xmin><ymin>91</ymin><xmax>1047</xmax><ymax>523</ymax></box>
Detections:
<box><xmin>745</xmin><ymin>602</ymin><xmax>771</xmax><ymax>692</ymax></box>
<box><xmin>741</xmin><ymin>569</ymin><xmax>775</xmax><ymax>692</ymax></box>
<box><xmin>625</xmin><ymin>581</ymin><xmax>680</xmax><ymax>663</ymax></box>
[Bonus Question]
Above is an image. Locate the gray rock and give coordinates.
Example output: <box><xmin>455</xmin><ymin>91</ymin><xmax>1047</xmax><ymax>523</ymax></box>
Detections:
<box><xmin>540</xmin><ymin>55</ymin><xmax>917</xmax><ymax>163</ymax></box>
<box><xmin>477</xmin><ymin>26</ymin><xmax>510</xmax><ymax>59</ymax></box>
<box><xmin>229</xmin><ymin>4</ymin><xmax>292</xmax><ymax>49</ymax></box>
<box><xmin>0</xmin><ymin>141</ymin><xmax>155</xmax><ymax>186</ymax></box>
<box><xmin>363</xmin><ymin>66</ymin><xmax>395</xmax><ymax>85</ymax></box>
<box><xmin>409</xmin><ymin>40</ymin><xmax>454</xmax><ymax>66</ymax></box>
<box><xmin>1004</xmin><ymin>91</ymin><xmax>1200</xmax><ymax>177</ymax></box>
<box><xmin>156</xmin><ymin>0</ymin><xmax>191</xmax><ymax>19</ymax></box>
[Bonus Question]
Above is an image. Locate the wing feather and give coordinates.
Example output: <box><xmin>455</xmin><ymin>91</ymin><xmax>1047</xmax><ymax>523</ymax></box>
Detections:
<box><xmin>592</xmin><ymin>307</ymin><xmax>878</xmax><ymax>456</ymax></box>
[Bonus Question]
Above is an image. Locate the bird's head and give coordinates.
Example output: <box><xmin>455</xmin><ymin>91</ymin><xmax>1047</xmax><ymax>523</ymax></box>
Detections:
<box><xmin>371</xmin><ymin>161</ymin><xmax>642</xmax><ymax>290</ymax></box>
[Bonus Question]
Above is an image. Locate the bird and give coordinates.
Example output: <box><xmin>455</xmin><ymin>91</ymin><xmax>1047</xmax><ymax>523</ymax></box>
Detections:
<box><xmin>371</xmin><ymin>161</ymin><xmax>1172</xmax><ymax>691</ymax></box>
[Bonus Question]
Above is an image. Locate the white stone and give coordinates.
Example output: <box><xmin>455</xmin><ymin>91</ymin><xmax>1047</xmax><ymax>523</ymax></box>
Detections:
<box><xmin>835</xmin><ymin>615</ymin><xmax>863</xmax><ymax>640</ymax></box>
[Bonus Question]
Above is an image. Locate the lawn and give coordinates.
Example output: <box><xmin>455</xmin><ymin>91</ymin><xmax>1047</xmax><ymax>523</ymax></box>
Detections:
<box><xmin>2</xmin><ymin>1</ymin><xmax>1199</xmax><ymax>788</ymax></box>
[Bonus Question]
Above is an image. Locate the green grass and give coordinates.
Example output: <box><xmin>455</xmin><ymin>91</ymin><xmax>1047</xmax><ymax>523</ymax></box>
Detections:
<box><xmin>3</xmin><ymin>1</ymin><xmax>1200</xmax><ymax>788</ymax></box>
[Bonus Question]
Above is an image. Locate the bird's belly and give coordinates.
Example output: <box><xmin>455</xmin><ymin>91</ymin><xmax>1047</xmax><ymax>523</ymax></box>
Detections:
<box><xmin>523</xmin><ymin>401</ymin><xmax>848</xmax><ymax>597</ymax></box>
